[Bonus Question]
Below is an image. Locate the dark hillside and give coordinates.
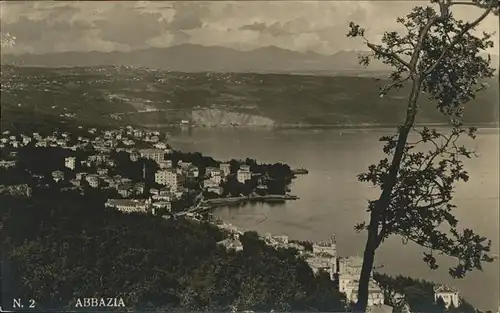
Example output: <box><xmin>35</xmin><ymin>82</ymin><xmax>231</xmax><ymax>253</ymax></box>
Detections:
<box><xmin>1</xmin><ymin>190</ymin><xmax>347</xmax><ymax>311</ymax></box>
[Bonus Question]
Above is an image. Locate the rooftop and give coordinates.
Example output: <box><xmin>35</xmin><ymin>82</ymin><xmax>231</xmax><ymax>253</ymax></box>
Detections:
<box><xmin>434</xmin><ymin>284</ymin><xmax>459</xmax><ymax>293</ymax></box>
<box><xmin>106</xmin><ymin>199</ymin><xmax>148</xmax><ymax>206</ymax></box>
<box><xmin>139</xmin><ymin>148</ymin><xmax>164</xmax><ymax>153</ymax></box>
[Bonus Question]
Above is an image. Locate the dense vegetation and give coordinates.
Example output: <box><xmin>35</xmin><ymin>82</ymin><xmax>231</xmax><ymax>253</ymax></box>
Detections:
<box><xmin>1</xmin><ymin>189</ymin><xmax>348</xmax><ymax>312</ymax></box>
<box><xmin>0</xmin><ymin>140</ymin><xmax>293</xmax><ymax>197</ymax></box>
<box><xmin>373</xmin><ymin>273</ymin><xmax>485</xmax><ymax>313</ymax></box>
<box><xmin>1</xmin><ymin>66</ymin><xmax>498</xmax><ymax>130</ymax></box>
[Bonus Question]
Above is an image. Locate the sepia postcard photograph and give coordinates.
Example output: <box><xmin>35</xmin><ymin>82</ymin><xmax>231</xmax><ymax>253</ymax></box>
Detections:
<box><xmin>0</xmin><ymin>0</ymin><xmax>499</xmax><ymax>312</ymax></box>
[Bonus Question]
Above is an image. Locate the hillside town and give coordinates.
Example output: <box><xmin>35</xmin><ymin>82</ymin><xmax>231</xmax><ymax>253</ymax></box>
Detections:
<box><xmin>0</xmin><ymin>125</ymin><xmax>294</xmax><ymax>215</ymax></box>
<box><xmin>0</xmin><ymin>125</ymin><xmax>466</xmax><ymax>311</ymax></box>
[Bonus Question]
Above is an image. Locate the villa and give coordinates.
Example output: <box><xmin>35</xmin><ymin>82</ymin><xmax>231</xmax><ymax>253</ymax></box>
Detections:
<box><xmin>434</xmin><ymin>285</ymin><xmax>460</xmax><ymax>309</ymax></box>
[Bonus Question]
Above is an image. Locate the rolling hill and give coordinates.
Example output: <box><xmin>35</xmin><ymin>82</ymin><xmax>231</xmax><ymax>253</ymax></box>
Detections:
<box><xmin>1</xmin><ymin>65</ymin><xmax>498</xmax><ymax>132</ymax></box>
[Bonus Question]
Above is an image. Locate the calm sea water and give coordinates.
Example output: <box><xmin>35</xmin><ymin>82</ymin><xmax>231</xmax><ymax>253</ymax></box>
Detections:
<box><xmin>167</xmin><ymin>127</ymin><xmax>499</xmax><ymax>311</ymax></box>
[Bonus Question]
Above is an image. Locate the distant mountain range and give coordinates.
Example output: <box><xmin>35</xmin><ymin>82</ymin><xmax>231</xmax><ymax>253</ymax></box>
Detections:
<box><xmin>2</xmin><ymin>44</ymin><xmax>498</xmax><ymax>74</ymax></box>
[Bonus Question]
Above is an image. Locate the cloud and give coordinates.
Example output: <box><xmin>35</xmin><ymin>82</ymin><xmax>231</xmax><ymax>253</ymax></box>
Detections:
<box><xmin>93</xmin><ymin>5</ymin><xmax>166</xmax><ymax>47</ymax></box>
<box><xmin>240</xmin><ymin>22</ymin><xmax>291</xmax><ymax>37</ymax></box>
<box><xmin>0</xmin><ymin>1</ymin><xmax>498</xmax><ymax>55</ymax></box>
<box><xmin>43</xmin><ymin>5</ymin><xmax>82</xmax><ymax>21</ymax></box>
<box><xmin>165</xmin><ymin>2</ymin><xmax>209</xmax><ymax>30</ymax></box>
<box><xmin>240</xmin><ymin>22</ymin><xmax>267</xmax><ymax>32</ymax></box>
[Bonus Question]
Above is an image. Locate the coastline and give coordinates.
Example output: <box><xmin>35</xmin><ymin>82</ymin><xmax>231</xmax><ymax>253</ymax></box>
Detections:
<box><xmin>199</xmin><ymin>194</ymin><xmax>299</xmax><ymax>209</ymax></box>
<box><xmin>143</xmin><ymin>122</ymin><xmax>500</xmax><ymax>130</ymax></box>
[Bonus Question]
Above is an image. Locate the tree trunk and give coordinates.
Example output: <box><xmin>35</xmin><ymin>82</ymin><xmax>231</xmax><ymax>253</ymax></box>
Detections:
<box><xmin>355</xmin><ymin>78</ymin><xmax>422</xmax><ymax>312</ymax></box>
<box><xmin>354</xmin><ymin>215</ymin><xmax>379</xmax><ymax>311</ymax></box>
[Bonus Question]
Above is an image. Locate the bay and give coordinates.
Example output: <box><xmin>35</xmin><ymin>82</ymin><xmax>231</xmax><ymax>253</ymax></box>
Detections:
<box><xmin>167</xmin><ymin>126</ymin><xmax>499</xmax><ymax>311</ymax></box>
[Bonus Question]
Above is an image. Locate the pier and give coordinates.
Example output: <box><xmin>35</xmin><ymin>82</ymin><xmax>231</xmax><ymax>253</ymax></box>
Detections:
<box><xmin>292</xmin><ymin>167</ymin><xmax>309</xmax><ymax>175</ymax></box>
<box><xmin>200</xmin><ymin>194</ymin><xmax>299</xmax><ymax>208</ymax></box>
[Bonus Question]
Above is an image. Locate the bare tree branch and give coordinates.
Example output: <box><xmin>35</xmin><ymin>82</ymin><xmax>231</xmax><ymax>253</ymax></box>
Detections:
<box><xmin>381</xmin><ymin>75</ymin><xmax>412</xmax><ymax>95</ymax></box>
<box><xmin>415</xmin><ymin>199</ymin><xmax>448</xmax><ymax>211</ymax></box>
<box><xmin>366</xmin><ymin>42</ymin><xmax>413</xmax><ymax>70</ymax></box>
<box><xmin>450</xmin><ymin>0</ymin><xmax>495</xmax><ymax>8</ymax></box>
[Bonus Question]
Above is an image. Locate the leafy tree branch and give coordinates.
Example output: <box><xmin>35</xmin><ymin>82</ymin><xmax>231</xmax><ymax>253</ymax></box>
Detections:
<box><xmin>346</xmin><ymin>0</ymin><xmax>497</xmax><ymax>310</ymax></box>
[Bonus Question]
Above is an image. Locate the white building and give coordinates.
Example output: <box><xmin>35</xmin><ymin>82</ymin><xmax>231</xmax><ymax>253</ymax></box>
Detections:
<box><xmin>158</xmin><ymin>160</ymin><xmax>173</xmax><ymax>169</ymax></box>
<box><xmin>123</xmin><ymin>139</ymin><xmax>135</xmax><ymax>146</ymax></box>
<box><xmin>313</xmin><ymin>235</ymin><xmax>337</xmax><ymax>271</ymax></box>
<box><xmin>303</xmin><ymin>235</ymin><xmax>338</xmax><ymax>280</ymax></box>
<box><xmin>130</xmin><ymin>151</ymin><xmax>140</xmax><ymax>162</ymax></box>
<box><xmin>338</xmin><ymin>255</ymin><xmax>384</xmax><ymax>307</ymax></box>
<box><xmin>237</xmin><ymin>168</ymin><xmax>252</xmax><ymax>183</ymax></box>
<box><xmin>75</xmin><ymin>172</ymin><xmax>87</xmax><ymax>180</ymax></box>
<box><xmin>97</xmin><ymin>168</ymin><xmax>108</xmax><ymax>176</ymax></box>
<box><xmin>342</xmin><ymin>279</ymin><xmax>385</xmax><ymax>306</ymax></box>
<box><xmin>152</xmin><ymin>194</ymin><xmax>173</xmax><ymax>201</ymax></box>
<box><xmin>210</xmin><ymin>174</ymin><xmax>222</xmax><ymax>185</ymax></box>
<box><xmin>155</xmin><ymin>169</ymin><xmax>176</xmax><ymax>186</ymax></box>
<box><xmin>367</xmin><ymin>304</ymin><xmax>394</xmax><ymax>313</ymax></box>
<box><xmin>207</xmin><ymin>186</ymin><xmax>223</xmax><ymax>195</ymax></box>
<box><xmin>306</xmin><ymin>257</ymin><xmax>337</xmax><ymax>279</ymax></box>
<box><xmin>338</xmin><ymin>255</ymin><xmax>366</xmax><ymax>277</ymax></box>
<box><xmin>21</xmin><ymin>136</ymin><xmax>31</xmax><ymax>145</ymax></box>
<box><xmin>36</xmin><ymin>140</ymin><xmax>47</xmax><ymax>147</ymax></box>
<box><xmin>155</xmin><ymin>170</ymin><xmax>184</xmax><ymax>190</ymax></box>
<box><xmin>0</xmin><ymin>160</ymin><xmax>16</xmax><ymax>168</ymax></box>
<box><xmin>153</xmin><ymin>142</ymin><xmax>168</xmax><ymax>150</ymax></box>
<box><xmin>86</xmin><ymin>175</ymin><xmax>100</xmax><ymax>188</ymax></box>
<box><xmin>105</xmin><ymin>198</ymin><xmax>151</xmax><ymax>214</ymax></box>
<box><xmin>219</xmin><ymin>163</ymin><xmax>231</xmax><ymax>177</ymax></box>
<box><xmin>117</xmin><ymin>185</ymin><xmax>132</xmax><ymax>198</ymax></box>
<box><xmin>217</xmin><ymin>238</ymin><xmax>243</xmax><ymax>252</ymax></box>
<box><xmin>434</xmin><ymin>285</ymin><xmax>460</xmax><ymax>309</ymax></box>
<box><xmin>274</xmin><ymin>235</ymin><xmax>289</xmax><ymax>244</ymax></box>
<box><xmin>177</xmin><ymin>161</ymin><xmax>192</xmax><ymax>169</ymax></box>
<box><xmin>139</xmin><ymin>149</ymin><xmax>165</xmax><ymax>163</ymax></box>
<box><xmin>152</xmin><ymin>201</ymin><xmax>172</xmax><ymax>213</ymax></box>
<box><xmin>206</xmin><ymin>167</ymin><xmax>221</xmax><ymax>177</ymax></box>
<box><xmin>65</xmin><ymin>157</ymin><xmax>76</xmax><ymax>170</ymax></box>
<box><xmin>52</xmin><ymin>170</ymin><xmax>64</xmax><ymax>182</ymax></box>
<box><xmin>240</xmin><ymin>164</ymin><xmax>250</xmax><ymax>171</ymax></box>
<box><xmin>187</xmin><ymin>166</ymin><xmax>199</xmax><ymax>178</ymax></box>
<box><xmin>204</xmin><ymin>179</ymin><xmax>220</xmax><ymax>189</ymax></box>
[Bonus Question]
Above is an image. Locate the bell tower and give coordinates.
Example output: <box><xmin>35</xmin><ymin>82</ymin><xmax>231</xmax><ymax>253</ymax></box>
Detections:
<box><xmin>330</xmin><ymin>233</ymin><xmax>337</xmax><ymax>274</ymax></box>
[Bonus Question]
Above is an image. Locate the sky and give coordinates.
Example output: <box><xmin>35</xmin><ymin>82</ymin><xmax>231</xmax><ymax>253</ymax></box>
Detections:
<box><xmin>0</xmin><ymin>1</ymin><xmax>498</xmax><ymax>55</ymax></box>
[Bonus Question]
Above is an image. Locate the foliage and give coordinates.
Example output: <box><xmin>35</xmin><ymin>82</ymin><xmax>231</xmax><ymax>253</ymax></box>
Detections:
<box><xmin>111</xmin><ymin>151</ymin><xmax>159</xmax><ymax>184</ymax></box>
<box><xmin>347</xmin><ymin>0</ymin><xmax>498</xmax><ymax>310</ymax></box>
<box><xmin>1</xmin><ymin>190</ymin><xmax>348</xmax><ymax>312</ymax></box>
<box><xmin>357</xmin><ymin>126</ymin><xmax>494</xmax><ymax>276</ymax></box>
<box><xmin>171</xmin><ymin>193</ymin><xmax>196</xmax><ymax>213</ymax></box>
<box><xmin>289</xmin><ymin>240</ymin><xmax>314</xmax><ymax>252</ymax></box>
<box><xmin>162</xmin><ymin>152</ymin><xmax>292</xmax><ymax>195</ymax></box>
<box><xmin>220</xmin><ymin>175</ymin><xmax>255</xmax><ymax>197</ymax></box>
<box><xmin>374</xmin><ymin>273</ymin><xmax>479</xmax><ymax>313</ymax></box>
<box><xmin>167</xmin><ymin>150</ymin><xmax>219</xmax><ymax>177</ymax></box>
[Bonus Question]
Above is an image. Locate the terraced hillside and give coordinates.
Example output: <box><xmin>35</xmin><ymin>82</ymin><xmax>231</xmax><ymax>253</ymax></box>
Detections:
<box><xmin>1</xmin><ymin>65</ymin><xmax>498</xmax><ymax>131</ymax></box>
